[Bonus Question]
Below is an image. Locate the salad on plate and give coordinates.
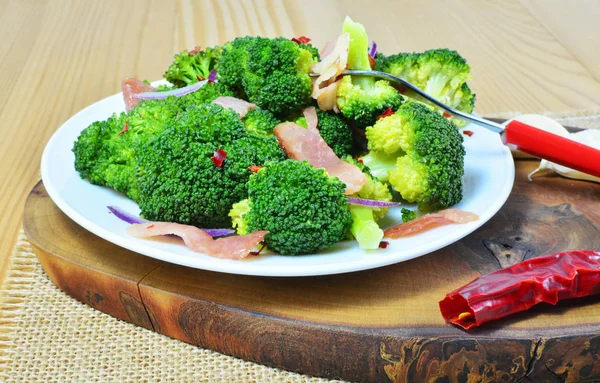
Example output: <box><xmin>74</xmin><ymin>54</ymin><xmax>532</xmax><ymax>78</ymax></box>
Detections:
<box><xmin>70</xmin><ymin>16</ymin><xmax>480</xmax><ymax>260</ymax></box>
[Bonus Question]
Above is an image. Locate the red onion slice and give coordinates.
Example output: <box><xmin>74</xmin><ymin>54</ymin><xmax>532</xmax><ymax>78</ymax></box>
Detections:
<box><xmin>133</xmin><ymin>80</ymin><xmax>208</xmax><ymax>100</ymax></box>
<box><xmin>347</xmin><ymin>197</ymin><xmax>400</xmax><ymax>207</ymax></box>
<box><xmin>107</xmin><ymin>206</ymin><xmax>235</xmax><ymax>237</ymax></box>
<box><xmin>369</xmin><ymin>40</ymin><xmax>377</xmax><ymax>58</ymax></box>
<box><xmin>208</xmin><ymin>69</ymin><xmax>217</xmax><ymax>82</ymax></box>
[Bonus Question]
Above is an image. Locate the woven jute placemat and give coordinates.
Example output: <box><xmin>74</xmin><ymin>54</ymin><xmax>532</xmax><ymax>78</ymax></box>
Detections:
<box><xmin>1</xmin><ymin>111</ymin><xmax>599</xmax><ymax>382</ymax></box>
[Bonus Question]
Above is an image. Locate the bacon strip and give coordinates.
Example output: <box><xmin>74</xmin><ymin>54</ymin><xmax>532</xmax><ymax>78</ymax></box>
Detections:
<box><xmin>310</xmin><ymin>33</ymin><xmax>349</xmax><ymax>111</ymax></box>
<box><xmin>384</xmin><ymin>209</ymin><xmax>479</xmax><ymax>239</ymax></box>
<box><xmin>127</xmin><ymin>222</ymin><xmax>267</xmax><ymax>259</ymax></box>
<box><xmin>303</xmin><ymin>106</ymin><xmax>319</xmax><ymax>131</ymax></box>
<box><xmin>122</xmin><ymin>78</ymin><xmax>157</xmax><ymax>112</ymax></box>
<box><xmin>212</xmin><ymin>96</ymin><xmax>257</xmax><ymax>118</ymax></box>
<box><xmin>274</xmin><ymin>122</ymin><xmax>368</xmax><ymax>195</ymax></box>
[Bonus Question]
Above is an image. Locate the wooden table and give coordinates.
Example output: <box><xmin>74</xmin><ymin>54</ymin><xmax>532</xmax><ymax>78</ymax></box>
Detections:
<box><xmin>2</xmin><ymin>0</ymin><xmax>600</xmax><ymax>379</ymax></box>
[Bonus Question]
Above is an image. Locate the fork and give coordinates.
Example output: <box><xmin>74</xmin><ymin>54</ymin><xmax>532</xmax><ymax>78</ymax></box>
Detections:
<box><xmin>319</xmin><ymin>69</ymin><xmax>600</xmax><ymax>178</ymax></box>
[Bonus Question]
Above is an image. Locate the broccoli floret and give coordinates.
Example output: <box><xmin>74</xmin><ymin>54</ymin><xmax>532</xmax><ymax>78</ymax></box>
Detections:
<box><xmin>360</xmin><ymin>101</ymin><xmax>465</xmax><ymax>211</ymax></box>
<box><xmin>294</xmin><ymin>109</ymin><xmax>353</xmax><ymax>157</ymax></box>
<box><xmin>376</xmin><ymin>48</ymin><xmax>475</xmax><ymax>127</ymax></box>
<box><xmin>342</xmin><ymin>155</ymin><xmax>393</xmax><ymax>249</ymax></box>
<box><xmin>242</xmin><ymin>37</ymin><xmax>317</xmax><ymax>115</ymax></box>
<box><xmin>164</xmin><ymin>46</ymin><xmax>222</xmax><ymax>88</ymax></box>
<box><xmin>229</xmin><ymin>160</ymin><xmax>352</xmax><ymax>255</ymax></box>
<box><xmin>136</xmin><ymin>104</ymin><xmax>286</xmax><ymax>228</ymax></box>
<box><xmin>216</xmin><ymin>37</ymin><xmax>256</xmax><ymax>97</ymax></box>
<box><xmin>242</xmin><ymin>109</ymin><xmax>281</xmax><ymax>137</ymax></box>
<box><xmin>401</xmin><ymin>208</ymin><xmax>417</xmax><ymax>222</ymax></box>
<box><xmin>336</xmin><ymin>17</ymin><xmax>402</xmax><ymax>127</ymax></box>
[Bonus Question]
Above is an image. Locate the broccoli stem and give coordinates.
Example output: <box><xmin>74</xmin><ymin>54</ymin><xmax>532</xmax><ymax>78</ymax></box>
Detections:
<box><xmin>350</xmin><ymin>205</ymin><xmax>384</xmax><ymax>250</ymax></box>
<box><xmin>342</xmin><ymin>16</ymin><xmax>374</xmax><ymax>91</ymax></box>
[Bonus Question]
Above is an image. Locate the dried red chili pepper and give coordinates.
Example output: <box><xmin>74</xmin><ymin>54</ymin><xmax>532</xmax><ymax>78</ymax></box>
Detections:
<box><xmin>291</xmin><ymin>36</ymin><xmax>311</xmax><ymax>44</ymax></box>
<box><xmin>211</xmin><ymin>148</ymin><xmax>227</xmax><ymax>167</ymax></box>
<box><xmin>439</xmin><ymin>250</ymin><xmax>600</xmax><ymax>330</ymax></box>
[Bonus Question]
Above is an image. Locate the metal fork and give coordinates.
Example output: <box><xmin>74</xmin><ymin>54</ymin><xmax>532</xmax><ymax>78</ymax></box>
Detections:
<box><xmin>314</xmin><ymin>69</ymin><xmax>600</xmax><ymax>178</ymax></box>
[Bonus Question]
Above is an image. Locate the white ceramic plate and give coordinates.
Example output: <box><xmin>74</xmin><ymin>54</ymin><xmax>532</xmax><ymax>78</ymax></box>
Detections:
<box><xmin>41</xmin><ymin>85</ymin><xmax>514</xmax><ymax>277</ymax></box>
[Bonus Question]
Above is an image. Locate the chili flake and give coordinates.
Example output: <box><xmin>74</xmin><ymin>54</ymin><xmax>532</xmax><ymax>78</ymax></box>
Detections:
<box><xmin>443</xmin><ymin>112</ymin><xmax>451</xmax><ymax>118</ymax></box>
<box><xmin>377</xmin><ymin>108</ymin><xmax>394</xmax><ymax>120</ymax></box>
<box><xmin>189</xmin><ymin>46</ymin><xmax>202</xmax><ymax>55</ymax></box>
<box><xmin>368</xmin><ymin>55</ymin><xmax>376</xmax><ymax>69</ymax></box>
<box><xmin>291</xmin><ymin>36</ymin><xmax>311</xmax><ymax>44</ymax></box>
<box><xmin>378</xmin><ymin>241</ymin><xmax>389</xmax><ymax>249</ymax></box>
<box><xmin>462</xmin><ymin>130</ymin><xmax>474</xmax><ymax>137</ymax></box>
<box><xmin>249</xmin><ymin>165</ymin><xmax>263</xmax><ymax>173</ymax></box>
<box><xmin>118</xmin><ymin>122</ymin><xmax>129</xmax><ymax>135</ymax></box>
<box><xmin>211</xmin><ymin>148</ymin><xmax>227</xmax><ymax>168</ymax></box>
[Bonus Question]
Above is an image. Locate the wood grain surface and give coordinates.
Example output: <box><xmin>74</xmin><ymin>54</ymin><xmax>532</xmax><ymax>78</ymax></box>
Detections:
<box><xmin>23</xmin><ymin>159</ymin><xmax>600</xmax><ymax>383</ymax></box>
<box><xmin>2</xmin><ymin>0</ymin><xmax>600</xmax><ymax>291</ymax></box>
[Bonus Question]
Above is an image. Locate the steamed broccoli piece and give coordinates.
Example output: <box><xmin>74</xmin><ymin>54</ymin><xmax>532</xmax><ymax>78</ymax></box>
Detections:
<box><xmin>179</xmin><ymin>81</ymin><xmax>236</xmax><ymax>107</ymax></box>
<box><xmin>375</xmin><ymin>48</ymin><xmax>475</xmax><ymax>127</ymax></box>
<box><xmin>216</xmin><ymin>37</ymin><xmax>256</xmax><ymax>97</ymax></box>
<box><xmin>336</xmin><ymin>17</ymin><xmax>402</xmax><ymax>127</ymax></box>
<box><xmin>217</xmin><ymin>36</ymin><xmax>319</xmax><ymax>114</ymax></box>
<box><xmin>229</xmin><ymin>160</ymin><xmax>352</xmax><ymax>255</ymax></box>
<box><xmin>294</xmin><ymin>109</ymin><xmax>353</xmax><ymax>157</ymax></box>
<box><xmin>164</xmin><ymin>46</ymin><xmax>222</xmax><ymax>88</ymax></box>
<box><xmin>242</xmin><ymin>109</ymin><xmax>281</xmax><ymax>136</ymax></box>
<box><xmin>242</xmin><ymin>37</ymin><xmax>318</xmax><ymax>115</ymax></box>
<box><xmin>401</xmin><ymin>208</ymin><xmax>417</xmax><ymax>223</ymax></box>
<box><xmin>342</xmin><ymin>156</ymin><xmax>392</xmax><ymax>249</ymax></box>
<box><xmin>359</xmin><ymin>101</ymin><xmax>465</xmax><ymax>211</ymax></box>
<box><xmin>136</xmin><ymin>104</ymin><xmax>286</xmax><ymax>228</ymax></box>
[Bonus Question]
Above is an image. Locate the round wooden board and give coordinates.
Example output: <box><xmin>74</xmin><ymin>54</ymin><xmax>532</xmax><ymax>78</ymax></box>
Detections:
<box><xmin>23</xmin><ymin>161</ymin><xmax>600</xmax><ymax>383</ymax></box>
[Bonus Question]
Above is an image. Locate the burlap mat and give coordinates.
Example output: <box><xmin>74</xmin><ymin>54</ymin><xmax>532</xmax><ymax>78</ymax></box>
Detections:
<box><xmin>1</xmin><ymin>111</ymin><xmax>599</xmax><ymax>382</ymax></box>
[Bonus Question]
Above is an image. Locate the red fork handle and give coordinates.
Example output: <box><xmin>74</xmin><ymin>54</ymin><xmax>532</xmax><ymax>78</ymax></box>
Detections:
<box><xmin>502</xmin><ymin>120</ymin><xmax>600</xmax><ymax>178</ymax></box>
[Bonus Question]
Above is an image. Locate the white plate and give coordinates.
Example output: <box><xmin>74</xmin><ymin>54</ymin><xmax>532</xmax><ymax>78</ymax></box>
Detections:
<box><xmin>41</xmin><ymin>86</ymin><xmax>514</xmax><ymax>277</ymax></box>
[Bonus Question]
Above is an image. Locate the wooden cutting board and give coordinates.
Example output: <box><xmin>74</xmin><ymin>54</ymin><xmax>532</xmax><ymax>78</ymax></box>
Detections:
<box><xmin>23</xmin><ymin>160</ymin><xmax>600</xmax><ymax>383</ymax></box>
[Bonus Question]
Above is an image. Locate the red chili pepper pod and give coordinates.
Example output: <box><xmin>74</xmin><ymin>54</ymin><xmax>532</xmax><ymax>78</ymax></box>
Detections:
<box><xmin>439</xmin><ymin>250</ymin><xmax>600</xmax><ymax>330</ymax></box>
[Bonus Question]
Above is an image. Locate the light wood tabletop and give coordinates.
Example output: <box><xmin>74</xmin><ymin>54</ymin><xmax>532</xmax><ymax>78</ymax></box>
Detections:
<box><xmin>1</xmin><ymin>0</ymin><xmax>599</xmax><ymax>287</ymax></box>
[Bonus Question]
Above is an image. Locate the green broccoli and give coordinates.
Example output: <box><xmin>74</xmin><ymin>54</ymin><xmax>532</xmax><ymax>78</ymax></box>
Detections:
<box><xmin>216</xmin><ymin>37</ymin><xmax>256</xmax><ymax>97</ymax></box>
<box><xmin>335</xmin><ymin>17</ymin><xmax>402</xmax><ymax>127</ymax></box>
<box><xmin>229</xmin><ymin>160</ymin><xmax>352</xmax><ymax>255</ymax></box>
<box><xmin>242</xmin><ymin>109</ymin><xmax>281</xmax><ymax>137</ymax></box>
<box><xmin>294</xmin><ymin>109</ymin><xmax>353</xmax><ymax>157</ymax></box>
<box><xmin>136</xmin><ymin>104</ymin><xmax>286</xmax><ymax>228</ymax></box>
<box><xmin>401</xmin><ymin>208</ymin><xmax>417</xmax><ymax>222</ymax></box>
<box><xmin>164</xmin><ymin>46</ymin><xmax>222</xmax><ymax>88</ymax></box>
<box><xmin>341</xmin><ymin>155</ymin><xmax>392</xmax><ymax>249</ymax></box>
<box><xmin>241</xmin><ymin>37</ymin><xmax>318</xmax><ymax>115</ymax></box>
<box><xmin>359</xmin><ymin>101</ymin><xmax>465</xmax><ymax>211</ymax></box>
<box><xmin>375</xmin><ymin>48</ymin><xmax>475</xmax><ymax>127</ymax></box>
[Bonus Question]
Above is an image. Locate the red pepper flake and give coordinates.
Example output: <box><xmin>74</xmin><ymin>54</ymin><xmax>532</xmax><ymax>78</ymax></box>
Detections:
<box><xmin>146</xmin><ymin>224</ymin><xmax>155</xmax><ymax>229</ymax></box>
<box><xmin>394</xmin><ymin>85</ymin><xmax>407</xmax><ymax>95</ymax></box>
<box><xmin>462</xmin><ymin>130</ymin><xmax>474</xmax><ymax>137</ymax></box>
<box><xmin>118</xmin><ymin>122</ymin><xmax>129</xmax><ymax>135</ymax></box>
<box><xmin>368</xmin><ymin>55</ymin><xmax>376</xmax><ymax>69</ymax></box>
<box><xmin>189</xmin><ymin>46</ymin><xmax>202</xmax><ymax>55</ymax></box>
<box><xmin>250</xmin><ymin>245</ymin><xmax>265</xmax><ymax>256</ymax></box>
<box><xmin>196</xmin><ymin>75</ymin><xmax>206</xmax><ymax>82</ymax></box>
<box><xmin>249</xmin><ymin>165</ymin><xmax>263</xmax><ymax>173</ymax></box>
<box><xmin>291</xmin><ymin>36</ymin><xmax>311</xmax><ymax>44</ymax></box>
<box><xmin>211</xmin><ymin>148</ymin><xmax>227</xmax><ymax>168</ymax></box>
<box><xmin>443</xmin><ymin>112</ymin><xmax>452</xmax><ymax>118</ymax></box>
<box><xmin>376</xmin><ymin>108</ymin><xmax>394</xmax><ymax>120</ymax></box>
<box><xmin>378</xmin><ymin>241</ymin><xmax>389</xmax><ymax>249</ymax></box>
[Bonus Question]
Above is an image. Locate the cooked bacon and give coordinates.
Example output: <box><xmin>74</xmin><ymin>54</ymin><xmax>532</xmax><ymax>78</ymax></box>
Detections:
<box><xmin>127</xmin><ymin>222</ymin><xmax>268</xmax><ymax>259</ymax></box>
<box><xmin>311</xmin><ymin>33</ymin><xmax>350</xmax><ymax>108</ymax></box>
<box><xmin>274</xmin><ymin>122</ymin><xmax>368</xmax><ymax>195</ymax></box>
<box><xmin>122</xmin><ymin>78</ymin><xmax>157</xmax><ymax>112</ymax></box>
<box><xmin>212</xmin><ymin>96</ymin><xmax>257</xmax><ymax>118</ymax></box>
<box><xmin>384</xmin><ymin>209</ymin><xmax>479</xmax><ymax>239</ymax></box>
<box><xmin>303</xmin><ymin>106</ymin><xmax>319</xmax><ymax>131</ymax></box>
